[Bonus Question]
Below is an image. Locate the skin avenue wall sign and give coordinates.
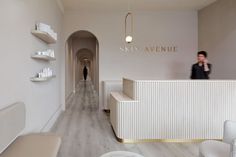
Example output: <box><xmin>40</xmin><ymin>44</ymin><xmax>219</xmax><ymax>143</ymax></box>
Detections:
<box><xmin>120</xmin><ymin>45</ymin><xmax>178</xmax><ymax>53</ymax></box>
<box><xmin>145</xmin><ymin>46</ymin><xmax>177</xmax><ymax>53</ymax></box>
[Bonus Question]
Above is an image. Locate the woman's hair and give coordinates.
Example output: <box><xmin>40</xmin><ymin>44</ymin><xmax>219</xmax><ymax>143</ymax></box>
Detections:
<box><xmin>198</xmin><ymin>51</ymin><xmax>208</xmax><ymax>58</ymax></box>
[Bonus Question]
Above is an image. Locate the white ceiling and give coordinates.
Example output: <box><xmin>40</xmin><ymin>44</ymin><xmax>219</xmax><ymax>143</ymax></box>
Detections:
<box><xmin>61</xmin><ymin>0</ymin><xmax>217</xmax><ymax>12</ymax></box>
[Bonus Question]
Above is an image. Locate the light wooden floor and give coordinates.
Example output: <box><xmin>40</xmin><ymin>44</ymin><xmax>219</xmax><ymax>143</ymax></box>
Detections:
<box><xmin>52</xmin><ymin>81</ymin><xmax>200</xmax><ymax>157</ymax></box>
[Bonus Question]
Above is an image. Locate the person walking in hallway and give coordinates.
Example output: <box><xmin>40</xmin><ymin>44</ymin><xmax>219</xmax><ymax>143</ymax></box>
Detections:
<box><xmin>83</xmin><ymin>66</ymin><xmax>88</xmax><ymax>81</ymax></box>
<box><xmin>191</xmin><ymin>51</ymin><xmax>212</xmax><ymax>79</ymax></box>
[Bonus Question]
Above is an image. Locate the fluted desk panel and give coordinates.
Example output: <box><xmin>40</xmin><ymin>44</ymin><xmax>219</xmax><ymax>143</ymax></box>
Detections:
<box><xmin>110</xmin><ymin>78</ymin><xmax>236</xmax><ymax>143</ymax></box>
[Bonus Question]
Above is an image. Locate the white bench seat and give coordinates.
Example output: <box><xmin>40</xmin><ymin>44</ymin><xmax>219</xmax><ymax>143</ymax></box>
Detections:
<box><xmin>0</xmin><ymin>133</ymin><xmax>61</xmax><ymax>157</ymax></box>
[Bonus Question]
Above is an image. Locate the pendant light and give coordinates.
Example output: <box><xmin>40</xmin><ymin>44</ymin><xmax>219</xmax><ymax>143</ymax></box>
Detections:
<box><xmin>125</xmin><ymin>12</ymin><xmax>133</xmax><ymax>44</ymax></box>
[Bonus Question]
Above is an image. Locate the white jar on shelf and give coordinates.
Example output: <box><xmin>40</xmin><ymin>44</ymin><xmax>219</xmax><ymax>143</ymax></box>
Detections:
<box><xmin>36</xmin><ymin>51</ymin><xmax>42</xmax><ymax>55</ymax></box>
<box><xmin>36</xmin><ymin>22</ymin><xmax>51</xmax><ymax>33</ymax></box>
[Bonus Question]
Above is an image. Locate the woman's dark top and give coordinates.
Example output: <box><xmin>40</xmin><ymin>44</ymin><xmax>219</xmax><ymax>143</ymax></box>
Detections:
<box><xmin>190</xmin><ymin>63</ymin><xmax>211</xmax><ymax>79</ymax></box>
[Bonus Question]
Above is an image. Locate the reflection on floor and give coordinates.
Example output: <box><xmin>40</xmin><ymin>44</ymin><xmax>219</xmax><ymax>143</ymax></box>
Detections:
<box><xmin>52</xmin><ymin>81</ymin><xmax>200</xmax><ymax>157</ymax></box>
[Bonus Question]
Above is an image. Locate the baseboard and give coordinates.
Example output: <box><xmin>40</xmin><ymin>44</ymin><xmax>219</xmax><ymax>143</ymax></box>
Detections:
<box><xmin>40</xmin><ymin>104</ymin><xmax>63</xmax><ymax>132</ymax></box>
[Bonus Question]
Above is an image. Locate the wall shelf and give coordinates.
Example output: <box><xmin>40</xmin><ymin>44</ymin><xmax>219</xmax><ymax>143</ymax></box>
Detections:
<box><xmin>31</xmin><ymin>30</ymin><xmax>56</xmax><ymax>44</ymax></box>
<box><xmin>30</xmin><ymin>75</ymin><xmax>56</xmax><ymax>82</ymax></box>
<box><xmin>31</xmin><ymin>54</ymin><xmax>56</xmax><ymax>61</ymax></box>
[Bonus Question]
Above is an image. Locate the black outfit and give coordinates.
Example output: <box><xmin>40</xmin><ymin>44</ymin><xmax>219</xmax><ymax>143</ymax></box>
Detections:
<box><xmin>191</xmin><ymin>63</ymin><xmax>211</xmax><ymax>79</ymax></box>
<box><xmin>83</xmin><ymin>66</ymin><xmax>88</xmax><ymax>81</ymax></box>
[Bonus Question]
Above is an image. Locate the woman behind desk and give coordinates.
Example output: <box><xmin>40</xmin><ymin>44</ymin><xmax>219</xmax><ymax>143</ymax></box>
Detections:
<box><xmin>191</xmin><ymin>51</ymin><xmax>212</xmax><ymax>79</ymax></box>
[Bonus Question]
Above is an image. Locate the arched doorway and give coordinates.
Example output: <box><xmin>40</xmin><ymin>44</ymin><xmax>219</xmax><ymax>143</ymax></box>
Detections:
<box><xmin>65</xmin><ymin>30</ymin><xmax>99</xmax><ymax>109</ymax></box>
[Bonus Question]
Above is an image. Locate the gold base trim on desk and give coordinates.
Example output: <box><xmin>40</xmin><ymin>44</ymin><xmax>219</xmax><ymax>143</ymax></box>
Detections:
<box><xmin>116</xmin><ymin>137</ymin><xmax>222</xmax><ymax>144</ymax></box>
<box><xmin>111</xmin><ymin>126</ymin><xmax>222</xmax><ymax>144</ymax></box>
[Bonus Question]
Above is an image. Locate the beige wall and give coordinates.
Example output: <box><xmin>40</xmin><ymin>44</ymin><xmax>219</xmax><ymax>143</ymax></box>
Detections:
<box><xmin>0</xmin><ymin>0</ymin><xmax>63</xmax><ymax>132</ymax></box>
<box><xmin>199</xmin><ymin>0</ymin><xmax>236</xmax><ymax>79</ymax></box>
<box><xmin>62</xmin><ymin>10</ymin><xmax>198</xmax><ymax>109</ymax></box>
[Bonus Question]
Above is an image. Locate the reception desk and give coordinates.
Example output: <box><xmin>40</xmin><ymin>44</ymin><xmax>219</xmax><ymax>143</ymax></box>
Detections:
<box><xmin>102</xmin><ymin>80</ymin><xmax>122</xmax><ymax>110</ymax></box>
<box><xmin>110</xmin><ymin>78</ymin><xmax>236</xmax><ymax>143</ymax></box>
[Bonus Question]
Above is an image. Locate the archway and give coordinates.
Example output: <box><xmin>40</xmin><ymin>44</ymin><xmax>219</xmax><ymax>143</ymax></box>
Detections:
<box><xmin>65</xmin><ymin>30</ymin><xmax>99</xmax><ymax>109</ymax></box>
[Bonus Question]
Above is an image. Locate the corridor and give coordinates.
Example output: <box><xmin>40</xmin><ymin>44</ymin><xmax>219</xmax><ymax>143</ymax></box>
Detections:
<box><xmin>52</xmin><ymin>81</ymin><xmax>200</xmax><ymax>157</ymax></box>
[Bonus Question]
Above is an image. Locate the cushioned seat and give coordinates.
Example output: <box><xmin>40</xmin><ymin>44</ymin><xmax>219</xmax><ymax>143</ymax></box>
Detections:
<box><xmin>199</xmin><ymin>120</ymin><xmax>236</xmax><ymax>157</ymax></box>
<box><xmin>199</xmin><ymin>140</ymin><xmax>230</xmax><ymax>157</ymax></box>
<box><xmin>0</xmin><ymin>134</ymin><xmax>61</xmax><ymax>157</ymax></box>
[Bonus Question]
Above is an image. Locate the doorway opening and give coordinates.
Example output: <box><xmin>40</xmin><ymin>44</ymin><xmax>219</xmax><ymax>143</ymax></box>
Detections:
<box><xmin>65</xmin><ymin>30</ymin><xmax>99</xmax><ymax>108</ymax></box>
